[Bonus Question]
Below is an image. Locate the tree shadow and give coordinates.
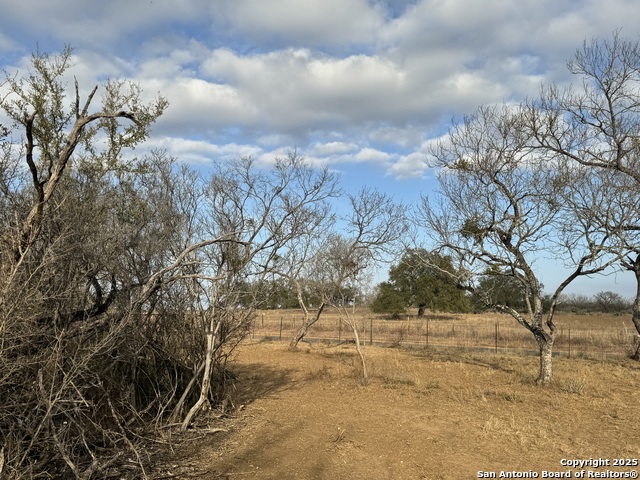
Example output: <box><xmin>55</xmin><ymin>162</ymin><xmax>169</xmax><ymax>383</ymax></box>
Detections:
<box><xmin>229</xmin><ymin>362</ymin><xmax>298</xmax><ymax>407</ymax></box>
<box><xmin>151</xmin><ymin>362</ymin><xmax>298</xmax><ymax>478</ymax></box>
<box><xmin>406</xmin><ymin>347</ymin><xmax>520</xmax><ymax>375</ymax></box>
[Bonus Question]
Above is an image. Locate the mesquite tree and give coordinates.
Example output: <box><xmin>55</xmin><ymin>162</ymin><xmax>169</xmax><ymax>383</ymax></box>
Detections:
<box><xmin>0</xmin><ymin>48</ymin><xmax>252</xmax><ymax>478</ymax></box>
<box><xmin>417</xmin><ymin>104</ymin><xmax>620</xmax><ymax>385</ymax></box>
<box><xmin>524</xmin><ymin>32</ymin><xmax>640</xmax><ymax>358</ymax></box>
<box><xmin>0</xmin><ymin>48</ymin><xmax>178</xmax><ymax>478</ymax></box>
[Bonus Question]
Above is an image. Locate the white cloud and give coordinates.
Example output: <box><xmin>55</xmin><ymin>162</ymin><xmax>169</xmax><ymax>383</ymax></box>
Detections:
<box><xmin>145</xmin><ymin>137</ymin><xmax>264</xmax><ymax>165</ymax></box>
<box><xmin>3</xmin><ymin>0</ymin><xmax>640</xmax><ymax>186</ymax></box>
<box><xmin>200</xmin><ymin>48</ymin><xmax>413</xmax><ymax>129</ymax></box>
<box><xmin>309</xmin><ymin>141</ymin><xmax>359</xmax><ymax>156</ymax></box>
<box><xmin>149</xmin><ymin>77</ymin><xmax>260</xmax><ymax>136</ymax></box>
<box><xmin>0</xmin><ymin>0</ymin><xmax>209</xmax><ymax>49</ymax></box>
<box><xmin>0</xmin><ymin>31</ymin><xmax>19</xmax><ymax>53</ymax></box>
<box><xmin>354</xmin><ymin>148</ymin><xmax>391</xmax><ymax>164</ymax></box>
<box><xmin>256</xmin><ymin>133</ymin><xmax>296</xmax><ymax>147</ymax></box>
<box><xmin>387</xmin><ymin>152</ymin><xmax>429</xmax><ymax>179</ymax></box>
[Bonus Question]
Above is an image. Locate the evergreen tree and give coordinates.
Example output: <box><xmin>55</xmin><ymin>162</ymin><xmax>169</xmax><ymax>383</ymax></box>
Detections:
<box><xmin>372</xmin><ymin>249</ymin><xmax>472</xmax><ymax>316</ymax></box>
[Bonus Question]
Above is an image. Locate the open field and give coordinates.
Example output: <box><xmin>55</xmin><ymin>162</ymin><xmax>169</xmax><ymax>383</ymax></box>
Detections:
<box><xmin>161</xmin><ymin>340</ymin><xmax>640</xmax><ymax>479</ymax></box>
<box><xmin>251</xmin><ymin>308</ymin><xmax>638</xmax><ymax>359</ymax></box>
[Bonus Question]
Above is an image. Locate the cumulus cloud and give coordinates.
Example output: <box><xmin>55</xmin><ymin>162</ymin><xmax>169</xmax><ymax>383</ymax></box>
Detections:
<box><xmin>0</xmin><ymin>31</ymin><xmax>19</xmax><ymax>53</ymax></box>
<box><xmin>387</xmin><ymin>152</ymin><xmax>429</xmax><ymax>179</ymax></box>
<box><xmin>0</xmin><ymin>0</ymin><xmax>209</xmax><ymax>50</ymax></box>
<box><xmin>144</xmin><ymin>137</ymin><xmax>265</xmax><ymax>165</ymax></box>
<box><xmin>309</xmin><ymin>141</ymin><xmax>359</xmax><ymax>156</ymax></box>
<box><xmin>354</xmin><ymin>148</ymin><xmax>392</xmax><ymax>164</ymax></box>
<box><xmin>2</xmin><ymin>0</ymin><xmax>639</xmax><ymax>190</ymax></box>
<box><xmin>199</xmin><ymin>48</ymin><xmax>416</xmax><ymax>132</ymax></box>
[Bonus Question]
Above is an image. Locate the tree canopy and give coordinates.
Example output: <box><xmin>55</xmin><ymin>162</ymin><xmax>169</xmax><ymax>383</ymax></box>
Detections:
<box><xmin>371</xmin><ymin>248</ymin><xmax>472</xmax><ymax>317</ymax></box>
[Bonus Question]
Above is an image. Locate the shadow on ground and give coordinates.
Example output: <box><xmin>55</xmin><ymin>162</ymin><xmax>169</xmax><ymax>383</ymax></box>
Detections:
<box><xmin>149</xmin><ymin>361</ymin><xmax>298</xmax><ymax>479</ymax></box>
<box><xmin>229</xmin><ymin>362</ymin><xmax>298</xmax><ymax>407</ymax></box>
<box><xmin>406</xmin><ymin>347</ymin><xmax>521</xmax><ymax>375</ymax></box>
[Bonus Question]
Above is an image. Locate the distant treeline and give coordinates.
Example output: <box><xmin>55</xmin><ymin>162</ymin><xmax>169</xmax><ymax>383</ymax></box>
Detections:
<box><xmin>548</xmin><ymin>292</ymin><xmax>631</xmax><ymax>315</ymax></box>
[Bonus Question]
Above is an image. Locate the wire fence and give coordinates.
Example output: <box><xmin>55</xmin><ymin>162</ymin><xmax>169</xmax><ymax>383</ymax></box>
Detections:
<box><xmin>250</xmin><ymin>310</ymin><xmax>639</xmax><ymax>359</ymax></box>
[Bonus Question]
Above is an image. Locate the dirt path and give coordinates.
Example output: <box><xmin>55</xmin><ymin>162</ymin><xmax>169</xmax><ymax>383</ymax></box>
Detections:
<box><xmin>169</xmin><ymin>341</ymin><xmax>640</xmax><ymax>479</ymax></box>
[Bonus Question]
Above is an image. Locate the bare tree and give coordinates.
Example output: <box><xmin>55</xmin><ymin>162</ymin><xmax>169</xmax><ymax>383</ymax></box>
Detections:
<box><xmin>282</xmin><ymin>223</ymin><xmax>336</xmax><ymax>349</ymax></box>
<box><xmin>218</xmin><ymin>157</ymin><xmax>344</xmax><ymax>350</ymax></box>
<box><xmin>0</xmin><ymin>146</ymin><xmax>242</xmax><ymax>478</ymax></box>
<box><xmin>320</xmin><ymin>233</ymin><xmax>372</xmax><ymax>382</ymax></box>
<box><xmin>289</xmin><ymin>187</ymin><xmax>408</xmax><ymax>348</ymax></box>
<box><xmin>524</xmin><ymin>31</ymin><xmax>640</xmax><ymax>358</ymax></box>
<box><xmin>176</xmin><ymin>153</ymin><xmax>342</xmax><ymax>428</ymax></box>
<box><xmin>416</xmin><ymin>104</ymin><xmax>620</xmax><ymax>385</ymax></box>
<box><xmin>289</xmin><ymin>188</ymin><xmax>408</xmax><ymax>383</ymax></box>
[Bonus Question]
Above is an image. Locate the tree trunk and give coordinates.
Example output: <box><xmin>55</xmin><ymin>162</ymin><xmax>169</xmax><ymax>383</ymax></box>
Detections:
<box><xmin>289</xmin><ymin>303</ymin><xmax>325</xmax><ymax>349</ymax></box>
<box><xmin>629</xmin><ymin>260</ymin><xmax>640</xmax><ymax>360</ymax></box>
<box><xmin>536</xmin><ymin>334</ymin><xmax>554</xmax><ymax>386</ymax></box>
<box><xmin>344</xmin><ymin>317</ymin><xmax>368</xmax><ymax>384</ymax></box>
<box><xmin>181</xmin><ymin>319</ymin><xmax>221</xmax><ymax>430</ymax></box>
<box><xmin>168</xmin><ymin>360</ymin><xmax>205</xmax><ymax>425</ymax></box>
<box><xmin>621</xmin><ymin>254</ymin><xmax>640</xmax><ymax>360</ymax></box>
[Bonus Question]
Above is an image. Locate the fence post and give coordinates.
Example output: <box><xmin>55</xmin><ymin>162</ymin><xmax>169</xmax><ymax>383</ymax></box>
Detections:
<box><xmin>369</xmin><ymin>318</ymin><xmax>373</xmax><ymax>346</ymax></box>
<box><xmin>495</xmin><ymin>321</ymin><xmax>498</xmax><ymax>354</ymax></box>
<box><xmin>338</xmin><ymin>319</ymin><xmax>342</xmax><ymax>342</ymax></box>
<box><xmin>279</xmin><ymin>316</ymin><xmax>283</xmax><ymax>341</ymax></box>
<box><xmin>261</xmin><ymin>313</ymin><xmax>264</xmax><ymax>328</ymax></box>
<box><xmin>568</xmin><ymin>328</ymin><xmax>571</xmax><ymax>358</ymax></box>
<box><xmin>425</xmin><ymin>317</ymin><xmax>429</xmax><ymax>349</ymax></box>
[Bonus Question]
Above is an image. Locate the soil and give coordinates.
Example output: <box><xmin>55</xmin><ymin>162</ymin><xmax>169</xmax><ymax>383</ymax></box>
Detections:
<box><xmin>156</xmin><ymin>340</ymin><xmax>640</xmax><ymax>479</ymax></box>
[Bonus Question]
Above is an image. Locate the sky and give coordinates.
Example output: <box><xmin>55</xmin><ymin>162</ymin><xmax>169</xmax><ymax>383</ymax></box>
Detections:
<box><xmin>1</xmin><ymin>0</ymin><xmax>639</xmax><ymax>298</ymax></box>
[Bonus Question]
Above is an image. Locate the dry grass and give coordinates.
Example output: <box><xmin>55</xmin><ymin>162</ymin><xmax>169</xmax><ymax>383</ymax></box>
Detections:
<box><xmin>251</xmin><ymin>307</ymin><xmax>637</xmax><ymax>359</ymax></box>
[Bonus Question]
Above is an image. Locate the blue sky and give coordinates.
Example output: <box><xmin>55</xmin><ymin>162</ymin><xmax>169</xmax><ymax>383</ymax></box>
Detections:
<box><xmin>1</xmin><ymin>0</ymin><xmax>639</xmax><ymax>298</ymax></box>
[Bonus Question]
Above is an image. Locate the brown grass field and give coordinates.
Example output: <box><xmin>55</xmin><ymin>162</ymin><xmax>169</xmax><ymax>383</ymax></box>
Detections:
<box><xmin>251</xmin><ymin>308</ymin><xmax>638</xmax><ymax>359</ymax></box>
<box><xmin>157</xmin><ymin>310</ymin><xmax>640</xmax><ymax>479</ymax></box>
